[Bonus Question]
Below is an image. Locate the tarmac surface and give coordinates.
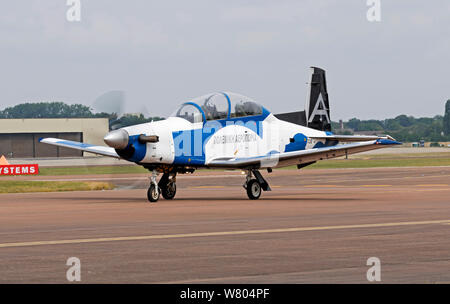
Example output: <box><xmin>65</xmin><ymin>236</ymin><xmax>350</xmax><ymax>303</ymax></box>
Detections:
<box><xmin>0</xmin><ymin>166</ymin><xmax>449</xmax><ymax>283</ymax></box>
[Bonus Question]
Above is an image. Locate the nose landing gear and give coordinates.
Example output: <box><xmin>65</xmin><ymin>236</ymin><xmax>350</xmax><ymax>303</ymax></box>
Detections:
<box><xmin>147</xmin><ymin>170</ymin><xmax>160</xmax><ymax>202</ymax></box>
<box><xmin>243</xmin><ymin>169</ymin><xmax>271</xmax><ymax>200</ymax></box>
<box><xmin>147</xmin><ymin>171</ymin><xmax>177</xmax><ymax>203</ymax></box>
<box><xmin>147</xmin><ymin>184</ymin><xmax>160</xmax><ymax>202</ymax></box>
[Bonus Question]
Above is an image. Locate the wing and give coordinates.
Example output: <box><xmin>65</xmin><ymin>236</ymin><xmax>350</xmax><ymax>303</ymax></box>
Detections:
<box><xmin>310</xmin><ymin>134</ymin><xmax>395</xmax><ymax>142</ymax></box>
<box><xmin>207</xmin><ymin>139</ymin><xmax>401</xmax><ymax>169</ymax></box>
<box><xmin>39</xmin><ymin>138</ymin><xmax>120</xmax><ymax>158</ymax></box>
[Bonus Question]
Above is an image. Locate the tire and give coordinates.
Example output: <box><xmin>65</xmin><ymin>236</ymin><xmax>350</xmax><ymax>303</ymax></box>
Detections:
<box><xmin>161</xmin><ymin>182</ymin><xmax>176</xmax><ymax>200</ymax></box>
<box><xmin>147</xmin><ymin>184</ymin><xmax>160</xmax><ymax>203</ymax></box>
<box><xmin>246</xmin><ymin>179</ymin><xmax>261</xmax><ymax>200</ymax></box>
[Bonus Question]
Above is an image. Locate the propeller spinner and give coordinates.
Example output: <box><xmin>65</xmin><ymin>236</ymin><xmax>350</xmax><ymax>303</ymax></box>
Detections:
<box><xmin>103</xmin><ymin>129</ymin><xmax>129</xmax><ymax>149</ymax></box>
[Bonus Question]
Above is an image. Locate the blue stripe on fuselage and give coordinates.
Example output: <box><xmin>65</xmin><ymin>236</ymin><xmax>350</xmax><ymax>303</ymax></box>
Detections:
<box><xmin>172</xmin><ymin>129</ymin><xmax>206</xmax><ymax>165</ymax></box>
<box><xmin>172</xmin><ymin>109</ymin><xmax>270</xmax><ymax>165</ymax></box>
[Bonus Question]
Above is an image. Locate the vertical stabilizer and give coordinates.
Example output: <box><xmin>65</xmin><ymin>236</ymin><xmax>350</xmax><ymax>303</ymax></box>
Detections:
<box><xmin>305</xmin><ymin>67</ymin><xmax>331</xmax><ymax>131</ymax></box>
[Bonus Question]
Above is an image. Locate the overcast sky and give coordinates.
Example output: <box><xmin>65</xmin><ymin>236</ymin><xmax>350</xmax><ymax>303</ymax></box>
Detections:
<box><xmin>0</xmin><ymin>1</ymin><xmax>449</xmax><ymax>120</ymax></box>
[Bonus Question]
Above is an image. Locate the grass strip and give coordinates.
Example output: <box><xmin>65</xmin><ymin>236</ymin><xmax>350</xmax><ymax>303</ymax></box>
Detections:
<box><xmin>37</xmin><ymin>165</ymin><xmax>149</xmax><ymax>176</ymax></box>
<box><xmin>0</xmin><ymin>181</ymin><xmax>115</xmax><ymax>193</ymax></box>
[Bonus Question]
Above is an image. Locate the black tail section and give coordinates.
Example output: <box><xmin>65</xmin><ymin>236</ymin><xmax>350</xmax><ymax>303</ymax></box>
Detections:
<box><xmin>275</xmin><ymin>67</ymin><xmax>331</xmax><ymax>131</ymax></box>
<box><xmin>305</xmin><ymin>67</ymin><xmax>331</xmax><ymax>131</ymax></box>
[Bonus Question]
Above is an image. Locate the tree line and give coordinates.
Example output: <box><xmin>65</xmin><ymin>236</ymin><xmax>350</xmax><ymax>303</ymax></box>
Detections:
<box><xmin>332</xmin><ymin>100</ymin><xmax>450</xmax><ymax>142</ymax></box>
<box><xmin>0</xmin><ymin>102</ymin><xmax>164</xmax><ymax>129</ymax></box>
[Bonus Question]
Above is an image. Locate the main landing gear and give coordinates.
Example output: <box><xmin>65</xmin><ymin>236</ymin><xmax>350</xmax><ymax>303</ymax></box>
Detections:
<box><xmin>146</xmin><ymin>169</ymin><xmax>271</xmax><ymax>202</ymax></box>
<box><xmin>243</xmin><ymin>169</ymin><xmax>271</xmax><ymax>200</ymax></box>
<box><xmin>147</xmin><ymin>171</ymin><xmax>177</xmax><ymax>203</ymax></box>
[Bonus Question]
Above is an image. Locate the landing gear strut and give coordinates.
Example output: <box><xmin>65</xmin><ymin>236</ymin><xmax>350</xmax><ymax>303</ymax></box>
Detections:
<box><xmin>243</xmin><ymin>169</ymin><xmax>271</xmax><ymax>200</ymax></box>
<box><xmin>147</xmin><ymin>170</ymin><xmax>160</xmax><ymax>203</ymax></box>
<box><xmin>147</xmin><ymin>171</ymin><xmax>177</xmax><ymax>203</ymax></box>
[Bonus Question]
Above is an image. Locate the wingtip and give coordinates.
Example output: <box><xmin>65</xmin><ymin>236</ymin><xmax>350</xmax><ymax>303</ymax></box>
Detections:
<box><xmin>377</xmin><ymin>139</ymin><xmax>402</xmax><ymax>145</ymax></box>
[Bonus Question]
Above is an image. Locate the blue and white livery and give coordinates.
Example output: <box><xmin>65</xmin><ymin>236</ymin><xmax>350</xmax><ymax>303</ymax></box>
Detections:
<box><xmin>40</xmin><ymin>67</ymin><xmax>400</xmax><ymax>202</ymax></box>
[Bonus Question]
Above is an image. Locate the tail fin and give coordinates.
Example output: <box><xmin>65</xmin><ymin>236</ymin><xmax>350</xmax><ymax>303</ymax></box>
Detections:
<box><xmin>305</xmin><ymin>67</ymin><xmax>331</xmax><ymax>131</ymax></box>
<box><xmin>274</xmin><ymin>67</ymin><xmax>331</xmax><ymax>132</ymax></box>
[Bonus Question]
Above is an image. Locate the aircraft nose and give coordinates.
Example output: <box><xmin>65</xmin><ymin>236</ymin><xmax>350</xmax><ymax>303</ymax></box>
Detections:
<box><xmin>104</xmin><ymin>129</ymin><xmax>129</xmax><ymax>149</ymax></box>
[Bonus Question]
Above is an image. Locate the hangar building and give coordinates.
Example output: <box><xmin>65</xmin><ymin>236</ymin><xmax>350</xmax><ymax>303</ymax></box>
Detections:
<box><xmin>0</xmin><ymin>118</ymin><xmax>109</xmax><ymax>158</ymax></box>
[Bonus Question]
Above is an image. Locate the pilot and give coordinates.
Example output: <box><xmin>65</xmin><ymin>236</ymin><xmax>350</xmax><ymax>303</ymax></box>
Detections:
<box><xmin>202</xmin><ymin>99</ymin><xmax>217</xmax><ymax>120</ymax></box>
<box><xmin>234</xmin><ymin>102</ymin><xmax>246</xmax><ymax>117</ymax></box>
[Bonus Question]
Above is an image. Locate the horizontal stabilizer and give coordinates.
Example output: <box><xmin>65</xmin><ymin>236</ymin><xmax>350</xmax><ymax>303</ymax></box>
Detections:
<box><xmin>274</xmin><ymin>111</ymin><xmax>307</xmax><ymax>126</ymax></box>
<box><xmin>310</xmin><ymin>134</ymin><xmax>397</xmax><ymax>142</ymax></box>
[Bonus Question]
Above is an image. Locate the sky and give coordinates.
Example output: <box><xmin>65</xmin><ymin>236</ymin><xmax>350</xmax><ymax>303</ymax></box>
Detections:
<box><xmin>0</xmin><ymin>0</ymin><xmax>449</xmax><ymax>120</ymax></box>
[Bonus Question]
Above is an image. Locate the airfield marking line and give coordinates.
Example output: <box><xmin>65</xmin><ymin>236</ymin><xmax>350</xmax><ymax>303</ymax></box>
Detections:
<box><xmin>192</xmin><ymin>186</ymin><xmax>226</xmax><ymax>189</ymax></box>
<box><xmin>1</xmin><ymin>219</ymin><xmax>450</xmax><ymax>249</ymax></box>
<box><xmin>415</xmin><ymin>189</ymin><xmax>449</xmax><ymax>192</ymax></box>
<box><xmin>302</xmin><ymin>185</ymin><xmax>340</xmax><ymax>188</ymax></box>
<box><xmin>301</xmin><ymin>174</ymin><xmax>450</xmax><ymax>184</ymax></box>
<box><xmin>302</xmin><ymin>185</ymin><xmax>393</xmax><ymax>188</ymax></box>
<box><xmin>416</xmin><ymin>184</ymin><xmax>448</xmax><ymax>187</ymax></box>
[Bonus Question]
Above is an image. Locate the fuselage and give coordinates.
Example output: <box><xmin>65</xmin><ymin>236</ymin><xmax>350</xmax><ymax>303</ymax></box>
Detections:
<box><xmin>112</xmin><ymin>92</ymin><xmax>333</xmax><ymax>168</ymax></box>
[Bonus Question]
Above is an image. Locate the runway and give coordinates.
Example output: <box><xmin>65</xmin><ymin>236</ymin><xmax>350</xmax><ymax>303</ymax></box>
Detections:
<box><xmin>0</xmin><ymin>167</ymin><xmax>449</xmax><ymax>283</ymax></box>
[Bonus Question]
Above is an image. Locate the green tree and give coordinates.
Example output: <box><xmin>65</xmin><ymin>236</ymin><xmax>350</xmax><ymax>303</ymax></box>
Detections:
<box><xmin>0</xmin><ymin>102</ymin><xmax>105</xmax><ymax>119</ymax></box>
<box><xmin>346</xmin><ymin>118</ymin><xmax>361</xmax><ymax>130</ymax></box>
<box><xmin>394</xmin><ymin>115</ymin><xmax>413</xmax><ymax>127</ymax></box>
<box><xmin>333</xmin><ymin>113</ymin><xmax>446</xmax><ymax>142</ymax></box>
<box><xmin>444</xmin><ymin>100</ymin><xmax>450</xmax><ymax>136</ymax></box>
<box><xmin>110</xmin><ymin>114</ymin><xmax>164</xmax><ymax>129</ymax></box>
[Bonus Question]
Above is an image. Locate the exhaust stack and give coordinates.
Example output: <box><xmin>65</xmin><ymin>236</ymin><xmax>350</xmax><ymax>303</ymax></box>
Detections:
<box><xmin>138</xmin><ymin>135</ymin><xmax>159</xmax><ymax>143</ymax></box>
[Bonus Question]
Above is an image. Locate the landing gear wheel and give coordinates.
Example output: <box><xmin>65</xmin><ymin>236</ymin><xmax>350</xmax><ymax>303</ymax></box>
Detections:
<box><xmin>246</xmin><ymin>179</ymin><xmax>261</xmax><ymax>200</ymax></box>
<box><xmin>147</xmin><ymin>184</ymin><xmax>160</xmax><ymax>203</ymax></box>
<box><xmin>161</xmin><ymin>182</ymin><xmax>177</xmax><ymax>200</ymax></box>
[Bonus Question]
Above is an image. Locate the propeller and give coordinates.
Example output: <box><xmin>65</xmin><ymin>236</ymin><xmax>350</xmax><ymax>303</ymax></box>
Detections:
<box><xmin>92</xmin><ymin>90</ymin><xmax>155</xmax><ymax>131</ymax></box>
<box><xmin>92</xmin><ymin>90</ymin><xmax>126</xmax><ymax>130</ymax></box>
<box><xmin>92</xmin><ymin>90</ymin><xmax>159</xmax><ymax>150</ymax></box>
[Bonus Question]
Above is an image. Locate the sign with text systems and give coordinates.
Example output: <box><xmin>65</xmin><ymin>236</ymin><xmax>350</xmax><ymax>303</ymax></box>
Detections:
<box><xmin>0</xmin><ymin>164</ymin><xmax>39</xmax><ymax>176</ymax></box>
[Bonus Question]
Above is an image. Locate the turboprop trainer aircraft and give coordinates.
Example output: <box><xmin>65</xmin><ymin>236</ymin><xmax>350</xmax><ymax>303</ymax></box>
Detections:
<box><xmin>40</xmin><ymin>67</ymin><xmax>400</xmax><ymax>202</ymax></box>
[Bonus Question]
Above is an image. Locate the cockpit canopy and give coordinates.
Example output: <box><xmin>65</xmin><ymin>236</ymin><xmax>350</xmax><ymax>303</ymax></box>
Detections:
<box><xmin>172</xmin><ymin>92</ymin><xmax>264</xmax><ymax>123</ymax></box>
